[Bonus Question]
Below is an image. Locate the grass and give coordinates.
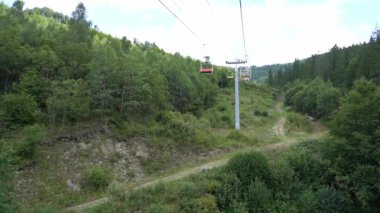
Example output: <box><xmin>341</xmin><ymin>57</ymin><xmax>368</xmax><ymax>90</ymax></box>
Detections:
<box><xmin>285</xmin><ymin>111</ymin><xmax>313</xmax><ymax>134</ymax></box>
<box><xmin>11</xmin><ymin>82</ymin><xmax>284</xmax><ymax>210</ymax></box>
<box><xmin>66</xmin><ymin>84</ymin><xmax>326</xmax><ymax>212</ymax></box>
<box><xmin>87</xmin><ymin>138</ymin><xmax>325</xmax><ymax>212</ymax></box>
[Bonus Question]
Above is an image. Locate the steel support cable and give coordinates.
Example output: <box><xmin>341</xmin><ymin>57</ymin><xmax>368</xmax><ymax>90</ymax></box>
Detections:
<box><xmin>204</xmin><ymin>0</ymin><xmax>231</xmax><ymax>62</ymax></box>
<box><xmin>239</xmin><ymin>0</ymin><xmax>247</xmax><ymax>60</ymax></box>
<box><xmin>205</xmin><ymin>0</ymin><xmax>212</xmax><ymax>10</ymax></box>
<box><xmin>157</xmin><ymin>0</ymin><xmax>202</xmax><ymax>43</ymax></box>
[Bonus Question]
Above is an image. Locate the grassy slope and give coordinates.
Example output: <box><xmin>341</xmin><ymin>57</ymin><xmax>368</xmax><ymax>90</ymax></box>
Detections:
<box><xmin>13</xmin><ymin>82</ymin><xmax>286</xmax><ymax>211</ymax></box>
<box><xmin>83</xmin><ymin>100</ymin><xmax>327</xmax><ymax>212</ymax></box>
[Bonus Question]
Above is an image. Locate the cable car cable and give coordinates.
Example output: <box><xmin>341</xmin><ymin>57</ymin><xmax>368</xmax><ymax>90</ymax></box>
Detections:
<box><xmin>239</xmin><ymin>0</ymin><xmax>248</xmax><ymax>60</ymax></box>
<box><xmin>157</xmin><ymin>0</ymin><xmax>202</xmax><ymax>43</ymax></box>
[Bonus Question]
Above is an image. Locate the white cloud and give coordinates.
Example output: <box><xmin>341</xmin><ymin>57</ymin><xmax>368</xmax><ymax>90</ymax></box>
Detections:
<box><xmin>4</xmin><ymin>0</ymin><xmax>374</xmax><ymax>66</ymax></box>
<box><xmin>118</xmin><ymin>0</ymin><xmax>364</xmax><ymax>66</ymax></box>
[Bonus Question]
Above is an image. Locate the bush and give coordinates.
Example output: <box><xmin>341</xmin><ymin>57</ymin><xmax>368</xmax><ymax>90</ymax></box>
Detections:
<box><xmin>224</xmin><ymin>152</ymin><xmax>271</xmax><ymax>186</ymax></box>
<box><xmin>297</xmin><ymin>189</ymin><xmax>318</xmax><ymax>212</ymax></box>
<box><xmin>195</xmin><ymin>194</ymin><xmax>219</xmax><ymax>213</ymax></box>
<box><xmin>227</xmin><ymin>130</ymin><xmax>249</xmax><ymax>143</ymax></box>
<box><xmin>87</xmin><ymin>203</ymin><xmax>115</xmax><ymax>213</ymax></box>
<box><xmin>157</xmin><ymin>111</ymin><xmax>196</xmax><ymax>143</ymax></box>
<box><xmin>84</xmin><ymin>166</ymin><xmax>111</xmax><ymax>190</ymax></box>
<box><xmin>0</xmin><ymin>145</ymin><xmax>17</xmax><ymax>213</ymax></box>
<box><xmin>285</xmin><ymin>78</ymin><xmax>341</xmax><ymax>118</ymax></box>
<box><xmin>286</xmin><ymin>112</ymin><xmax>313</xmax><ymax>133</ymax></box>
<box><xmin>16</xmin><ymin>124</ymin><xmax>46</xmax><ymax>161</ymax></box>
<box><xmin>269</xmin><ymin>159</ymin><xmax>295</xmax><ymax>192</ymax></box>
<box><xmin>215</xmin><ymin>173</ymin><xmax>242</xmax><ymax>211</ymax></box>
<box><xmin>316</xmin><ymin>187</ymin><xmax>350</xmax><ymax>213</ymax></box>
<box><xmin>107</xmin><ymin>181</ymin><xmax>126</xmax><ymax>212</ymax></box>
<box><xmin>244</xmin><ymin>178</ymin><xmax>273</xmax><ymax>212</ymax></box>
<box><xmin>107</xmin><ymin>181</ymin><xmax>126</xmax><ymax>202</ymax></box>
<box><xmin>254</xmin><ymin>110</ymin><xmax>268</xmax><ymax>117</ymax></box>
<box><xmin>146</xmin><ymin>204</ymin><xmax>174</xmax><ymax>213</ymax></box>
<box><xmin>0</xmin><ymin>93</ymin><xmax>38</xmax><ymax>128</ymax></box>
<box><xmin>29</xmin><ymin>204</ymin><xmax>58</xmax><ymax>213</ymax></box>
<box><xmin>286</xmin><ymin>143</ymin><xmax>325</xmax><ymax>183</ymax></box>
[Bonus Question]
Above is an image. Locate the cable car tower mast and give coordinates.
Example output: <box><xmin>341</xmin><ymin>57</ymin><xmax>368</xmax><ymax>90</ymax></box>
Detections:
<box><xmin>226</xmin><ymin>0</ymin><xmax>248</xmax><ymax>130</ymax></box>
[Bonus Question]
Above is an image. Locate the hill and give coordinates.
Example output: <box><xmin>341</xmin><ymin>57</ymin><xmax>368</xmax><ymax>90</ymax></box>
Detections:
<box><xmin>251</xmin><ymin>63</ymin><xmax>291</xmax><ymax>82</ymax></box>
<box><xmin>0</xmin><ymin>2</ymin><xmax>284</xmax><ymax>211</ymax></box>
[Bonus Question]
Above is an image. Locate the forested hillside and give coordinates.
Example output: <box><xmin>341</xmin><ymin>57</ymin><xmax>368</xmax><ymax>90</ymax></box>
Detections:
<box><xmin>272</xmin><ymin>27</ymin><xmax>380</xmax><ymax>89</ymax></box>
<box><xmin>93</xmin><ymin>34</ymin><xmax>380</xmax><ymax>212</ymax></box>
<box><xmin>0</xmin><ymin>1</ymin><xmax>280</xmax><ymax>211</ymax></box>
<box><xmin>1</xmin><ymin>1</ymin><xmax>379</xmax><ymax>212</ymax></box>
<box><xmin>0</xmin><ymin>1</ymin><xmax>224</xmax><ymax>128</ymax></box>
<box><xmin>251</xmin><ymin>63</ymin><xmax>290</xmax><ymax>82</ymax></box>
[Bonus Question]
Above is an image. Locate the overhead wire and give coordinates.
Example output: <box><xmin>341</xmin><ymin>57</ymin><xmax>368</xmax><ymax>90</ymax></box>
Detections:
<box><xmin>204</xmin><ymin>0</ymin><xmax>232</xmax><ymax>64</ymax></box>
<box><xmin>205</xmin><ymin>0</ymin><xmax>212</xmax><ymax>10</ymax></box>
<box><xmin>239</xmin><ymin>0</ymin><xmax>248</xmax><ymax>60</ymax></box>
<box><xmin>158</xmin><ymin>0</ymin><xmax>249</xmax><ymax>64</ymax></box>
<box><xmin>169</xmin><ymin>0</ymin><xmax>183</xmax><ymax>12</ymax></box>
<box><xmin>157</xmin><ymin>0</ymin><xmax>202</xmax><ymax>43</ymax></box>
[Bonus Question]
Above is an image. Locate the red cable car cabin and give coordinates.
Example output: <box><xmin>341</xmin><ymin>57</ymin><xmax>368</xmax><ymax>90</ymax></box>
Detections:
<box><xmin>200</xmin><ymin>56</ymin><xmax>214</xmax><ymax>73</ymax></box>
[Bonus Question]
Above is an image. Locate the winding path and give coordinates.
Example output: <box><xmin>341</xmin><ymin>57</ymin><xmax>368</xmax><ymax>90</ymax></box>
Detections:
<box><xmin>65</xmin><ymin>98</ymin><xmax>324</xmax><ymax>212</ymax></box>
<box><xmin>64</xmin><ymin>138</ymin><xmax>300</xmax><ymax>212</ymax></box>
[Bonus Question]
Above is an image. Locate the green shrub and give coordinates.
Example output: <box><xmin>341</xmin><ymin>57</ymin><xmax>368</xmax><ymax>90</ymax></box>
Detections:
<box><xmin>203</xmin><ymin>180</ymin><xmax>221</xmax><ymax>194</ymax></box>
<box><xmin>29</xmin><ymin>204</ymin><xmax>58</xmax><ymax>213</ymax></box>
<box><xmin>0</xmin><ymin>93</ymin><xmax>38</xmax><ymax>128</ymax></box>
<box><xmin>87</xmin><ymin>203</ymin><xmax>116</xmax><ymax>213</ymax></box>
<box><xmin>228</xmin><ymin>201</ymin><xmax>248</xmax><ymax>213</ymax></box>
<box><xmin>107</xmin><ymin>181</ymin><xmax>126</xmax><ymax>212</ymax></box>
<box><xmin>195</xmin><ymin>194</ymin><xmax>219</xmax><ymax>213</ymax></box>
<box><xmin>0</xmin><ymin>145</ymin><xmax>17</xmax><ymax>213</ymax></box>
<box><xmin>179</xmin><ymin>199</ymin><xmax>198</xmax><ymax>212</ymax></box>
<box><xmin>221</xmin><ymin>114</ymin><xmax>231</xmax><ymax>123</ymax></box>
<box><xmin>269</xmin><ymin>159</ymin><xmax>295</xmax><ymax>192</ymax></box>
<box><xmin>286</xmin><ymin>112</ymin><xmax>313</xmax><ymax>133</ymax></box>
<box><xmin>16</xmin><ymin>124</ymin><xmax>46</xmax><ymax>161</ymax></box>
<box><xmin>224</xmin><ymin>152</ymin><xmax>271</xmax><ymax>186</ymax></box>
<box><xmin>285</xmin><ymin>78</ymin><xmax>341</xmax><ymax>118</ymax></box>
<box><xmin>227</xmin><ymin>130</ymin><xmax>249</xmax><ymax>143</ymax></box>
<box><xmin>107</xmin><ymin>181</ymin><xmax>125</xmax><ymax>202</ymax></box>
<box><xmin>254</xmin><ymin>110</ymin><xmax>268</xmax><ymax>117</ymax></box>
<box><xmin>218</xmin><ymin>105</ymin><xmax>227</xmax><ymax>112</ymax></box>
<box><xmin>316</xmin><ymin>187</ymin><xmax>350</xmax><ymax>213</ymax></box>
<box><xmin>157</xmin><ymin>111</ymin><xmax>196</xmax><ymax>143</ymax></box>
<box><xmin>286</xmin><ymin>142</ymin><xmax>326</xmax><ymax>183</ymax></box>
<box><xmin>215</xmin><ymin>173</ymin><xmax>242</xmax><ymax>211</ymax></box>
<box><xmin>297</xmin><ymin>189</ymin><xmax>318</xmax><ymax>212</ymax></box>
<box><xmin>84</xmin><ymin>166</ymin><xmax>111</xmax><ymax>190</ymax></box>
<box><xmin>244</xmin><ymin>178</ymin><xmax>273</xmax><ymax>212</ymax></box>
<box><xmin>147</xmin><ymin>204</ymin><xmax>174</xmax><ymax>213</ymax></box>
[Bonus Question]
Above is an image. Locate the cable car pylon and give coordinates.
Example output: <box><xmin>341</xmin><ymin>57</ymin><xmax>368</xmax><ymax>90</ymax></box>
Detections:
<box><xmin>226</xmin><ymin>59</ymin><xmax>247</xmax><ymax>130</ymax></box>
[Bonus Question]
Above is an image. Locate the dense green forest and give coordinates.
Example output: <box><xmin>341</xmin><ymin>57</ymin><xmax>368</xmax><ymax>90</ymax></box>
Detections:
<box><xmin>271</xmin><ymin>27</ymin><xmax>380</xmax><ymax>89</ymax></box>
<box><xmin>1</xmin><ymin>0</ymin><xmax>379</xmax><ymax>212</ymax></box>
<box><xmin>0</xmin><ymin>1</ymin><xmax>278</xmax><ymax>211</ymax></box>
<box><xmin>251</xmin><ymin>63</ymin><xmax>290</xmax><ymax>82</ymax></box>
<box><xmin>89</xmin><ymin>78</ymin><xmax>379</xmax><ymax>212</ymax></box>
<box><xmin>0</xmin><ymin>1</ymin><xmax>236</xmax><ymax>211</ymax></box>
<box><xmin>87</xmin><ymin>15</ymin><xmax>380</xmax><ymax>213</ymax></box>
<box><xmin>269</xmin><ymin>26</ymin><xmax>380</xmax><ymax>120</ymax></box>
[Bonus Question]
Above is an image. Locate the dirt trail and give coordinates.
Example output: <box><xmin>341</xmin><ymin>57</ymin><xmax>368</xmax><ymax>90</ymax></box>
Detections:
<box><xmin>65</xmin><ymin>97</ymin><xmax>323</xmax><ymax>212</ymax></box>
<box><xmin>273</xmin><ymin>117</ymin><xmax>286</xmax><ymax>136</ymax></box>
<box><xmin>64</xmin><ymin>138</ymin><xmax>302</xmax><ymax>213</ymax></box>
<box><xmin>272</xmin><ymin>95</ymin><xmax>286</xmax><ymax>137</ymax></box>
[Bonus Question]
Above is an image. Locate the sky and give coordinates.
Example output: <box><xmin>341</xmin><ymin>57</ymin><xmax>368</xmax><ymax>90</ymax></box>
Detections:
<box><xmin>2</xmin><ymin>0</ymin><xmax>380</xmax><ymax>66</ymax></box>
